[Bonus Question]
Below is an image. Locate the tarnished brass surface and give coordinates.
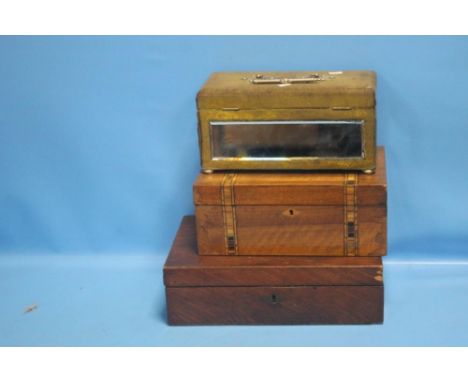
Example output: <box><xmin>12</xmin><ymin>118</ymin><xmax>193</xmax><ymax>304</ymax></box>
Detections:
<box><xmin>197</xmin><ymin>71</ymin><xmax>376</xmax><ymax>172</ymax></box>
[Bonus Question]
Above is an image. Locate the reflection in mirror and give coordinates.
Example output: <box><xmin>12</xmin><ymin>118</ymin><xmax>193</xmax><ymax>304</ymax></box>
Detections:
<box><xmin>210</xmin><ymin>121</ymin><xmax>363</xmax><ymax>159</ymax></box>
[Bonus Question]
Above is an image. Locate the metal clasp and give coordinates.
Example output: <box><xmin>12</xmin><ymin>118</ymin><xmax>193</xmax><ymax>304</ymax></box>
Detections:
<box><xmin>249</xmin><ymin>73</ymin><xmax>328</xmax><ymax>85</ymax></box>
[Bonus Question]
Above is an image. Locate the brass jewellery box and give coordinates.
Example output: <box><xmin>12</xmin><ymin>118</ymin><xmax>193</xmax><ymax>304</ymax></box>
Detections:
<box><xmin>197</xmin><ymin>71</ymin><xmax>377</xmax><ymax>173</ymax></box>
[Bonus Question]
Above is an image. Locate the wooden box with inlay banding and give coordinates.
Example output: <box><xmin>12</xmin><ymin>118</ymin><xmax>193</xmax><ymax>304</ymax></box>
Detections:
<box><xmin>164</xmin><ymin>216</ymin><xmax>384</xmax><ymax>325</ymax></box>
<box><xmin>194</xmin><ymin>147</ymin><xmax>387</xmax><ymax>257</ymax></box>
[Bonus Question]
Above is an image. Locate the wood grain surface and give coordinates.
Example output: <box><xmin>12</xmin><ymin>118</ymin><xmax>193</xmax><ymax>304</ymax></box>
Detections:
<box><xmin>166</xmin><ymin>285</ymin><xmax>383</xmax><ymax>325</ymax></box>
<box><xmin>164</xmin><ymin>216</ymin><xmax>384</xmax><ymax>287</ymax></box>
<box><xmin>164</xmin><ymin>216</ymin><xmax>384</xmax><ymax>325</ymax></box>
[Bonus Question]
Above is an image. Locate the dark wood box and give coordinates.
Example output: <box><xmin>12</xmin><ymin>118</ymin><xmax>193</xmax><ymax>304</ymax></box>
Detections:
<box><xmin>164</xmin><ymin>216</ymin><xmax>384</xmax><ymax>325</ymax></box>
<box><xmin>194</xmin><ymin>147</ymin><xmax>387</xmax><ymax>257</ymax></box>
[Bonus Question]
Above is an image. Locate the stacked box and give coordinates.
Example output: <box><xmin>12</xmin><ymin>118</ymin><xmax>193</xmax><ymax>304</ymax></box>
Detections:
<box><xmin>163</xmin><ymin>71</ymin><xmax>386</xmax><ymax>325</ymax></box>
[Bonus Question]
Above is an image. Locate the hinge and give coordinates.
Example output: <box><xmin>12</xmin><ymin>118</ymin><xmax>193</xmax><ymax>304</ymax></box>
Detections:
<box><xmin>222</xmin><ymin>107</ymin><xmax>240</xmax><ymax>111</ymax></box>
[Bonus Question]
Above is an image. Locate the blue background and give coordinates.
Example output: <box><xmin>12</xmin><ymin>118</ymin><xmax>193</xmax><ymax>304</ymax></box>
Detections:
<box><xmin>1</xmin><ymin>36</ymin><xmax>468</xmax><ymax>346</ymax></box>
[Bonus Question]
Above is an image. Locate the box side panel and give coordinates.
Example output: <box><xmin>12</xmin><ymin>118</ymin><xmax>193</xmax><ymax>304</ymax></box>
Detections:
<box><xmin>195</xmin><ymin>206</ymin><xmax>227</xmax><ymax>255</ymax></box>
<box><xmin>358</xmin><ymin>206</ymin><xmax>387</xmax><ymax>256</ymax></box>
<box><xmin>166</xmin><ymin>285</ymin><xmax>383</xmax><ymax>325</ymax></box>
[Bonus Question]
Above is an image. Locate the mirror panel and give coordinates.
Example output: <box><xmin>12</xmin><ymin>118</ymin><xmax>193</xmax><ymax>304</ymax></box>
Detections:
<box><xmin>210</xmin><ymin>121</ymin><xmax>363</xmax><ymax>159</ymax></box>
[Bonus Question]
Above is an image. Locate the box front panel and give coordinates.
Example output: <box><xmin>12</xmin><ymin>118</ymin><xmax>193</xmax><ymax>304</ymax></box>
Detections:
<box><xmin>199</xmin><ymin>108</ymin><xmax>375</xmax><ymax>171</ymax></box>
<box><xmin>210</xmin><ymin>120</ymin><xmax>363</xmax><ymax>159</ymax></box>
<box><xmin>196</xmin><ymin>204</ymin><xmax>386</xmax><ymax>256</ymax></box>
<box><xmin>196</xmin><ymin>205</ymin><xmax>345</xmax><ymax>256</ymax></box>
<box><xmin>166</xmin><ymin>285</ymin><xmax>384</xmax><ymax>325</ymax></box>
<box><xmin>235</xmin><ymin>205</ymin><xmax>344</xmax><ymax>256</ymax></box>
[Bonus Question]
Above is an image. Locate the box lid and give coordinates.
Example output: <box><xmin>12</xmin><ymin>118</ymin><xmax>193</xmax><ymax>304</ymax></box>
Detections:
<box><xmin>163</xmin><ymin>216</ymin><xmax>383</xmax><ymax>287</ymax></box>
<box><xmin>197</xmin><ymin>70</ymin><xmax>376</xmax><ymax>110</ymax></box>
<box><xmin>194</xmin><ymin>147</ymin><xmax>386</xmax><ymax>206</ymax></box>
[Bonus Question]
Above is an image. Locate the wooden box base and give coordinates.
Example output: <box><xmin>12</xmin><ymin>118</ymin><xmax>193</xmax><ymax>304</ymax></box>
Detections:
<box><xmin>164</xmin><ymin>216</ymin><xmax>384</xmax><ymax>325</ymax></box>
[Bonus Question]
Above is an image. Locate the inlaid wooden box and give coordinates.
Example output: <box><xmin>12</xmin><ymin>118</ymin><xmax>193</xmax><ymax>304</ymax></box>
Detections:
<box><xmin>194</xmin><ymin>147</ymin><xmax>386</xmax><ymax>257</ymax></box>
<box><xmin>197</xmin><ymin>70</ymin><xmax>376</xmax><ymax>173</ymax></box>
<box><xmin>164</xmin><ymin>216</ymin><xmax>384</xmax><ymax>325</ymax></box>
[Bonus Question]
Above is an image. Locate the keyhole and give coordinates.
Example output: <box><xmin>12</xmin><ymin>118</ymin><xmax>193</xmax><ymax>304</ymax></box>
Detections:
<box><xmin>271</xmin><ymin>294</ymin><xmax>278</xmax><ymax>304</ymax></box>
<box><xmin>289</xmin><ymin>209</ymin><xmax>294</xmax><ymax>216</ymax></box>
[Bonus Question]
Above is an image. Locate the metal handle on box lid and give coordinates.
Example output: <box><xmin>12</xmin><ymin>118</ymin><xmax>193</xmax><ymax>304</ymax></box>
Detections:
<box><xmin>250</xmin><ymin>73</ymin><xmax>325</xmax><ymax>84</ymax></box>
